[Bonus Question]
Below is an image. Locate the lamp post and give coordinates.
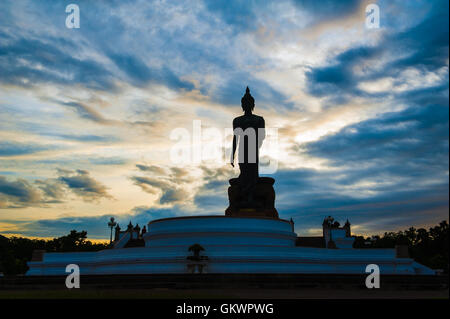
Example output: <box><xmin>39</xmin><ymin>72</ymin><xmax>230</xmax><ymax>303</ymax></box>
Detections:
<box><xmin>108</xmin><ymin>217</ymin><xmax>117</xmax><ymax>244</ymax></box>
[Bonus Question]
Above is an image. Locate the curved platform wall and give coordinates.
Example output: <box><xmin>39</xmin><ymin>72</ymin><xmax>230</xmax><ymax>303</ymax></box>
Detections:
<box><xmin>143</xmin><ymin>216</ymin><xmax>297</xmax><ymax>247</ymax></box>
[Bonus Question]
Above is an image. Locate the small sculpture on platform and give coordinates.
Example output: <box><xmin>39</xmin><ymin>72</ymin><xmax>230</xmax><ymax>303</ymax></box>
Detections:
<box><xmin>227</xmin><ymin>87</ymin><xmax>278</xmax><ymax>219</ymax></box>
<box><xmin>127</xmin><ymin>221</ymin><xmax>133</xmax><ymax>231</ymax></box>
<box><xmin>322</xmin><ymin>216</ymin><xmax>354</xmax><ymax>249</ymax></box>
<box><xmin>187</xmin><ymin>243</ymin><xmax>209</xmax><ymax>274</ymax></box>
<box><xmin>187</xmin><ymin>243</ymin><xmax>206</xmax><ymax>261</ymax></box>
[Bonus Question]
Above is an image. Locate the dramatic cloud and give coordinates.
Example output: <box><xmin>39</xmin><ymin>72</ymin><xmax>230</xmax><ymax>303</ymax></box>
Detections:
<box><xmin>0</xmin><ymin>168</ymin><xmax>112</xmax><ymax>208</ymax></box>
<box><xmin>130</xmin><ymin>165</ymin><xmax>192</xmax><ymax>205</ymax></box>
<box><xmin>0</xmin><ymin>31</ymin><xmax>114</xmax><ymax>90</ymax></box>
<box><xmin>130</xmin><ymin>176</ymin><xmax>171</xmax><ymax>195</ymax></box>
<box><xmin>57</xmin><ymin>169</ymin><xmax>112</xmax><ymax>202</ymax></box>
<box><xmin>307</xmin><ymin>105</ymin><xmax>448</xmax><ymax>166</ymax></box>
<box><xmin>0</xmin><ymin>176</ymin><xmax>43</xmax><ymax>208</ymax></box>
<box><xmin>277</xmin><ymin>104</ymin><xmax>449</xmax><ymax>234</ymax></box>
<box><xmin>305</xmin><ymin>0</ymin><xmax>449</xmax><ymax>104</ymax></box>
<box><xmin>34</xmin><ymin>179</ymin><xmax>66</xmax><ymax>203</ymax></box>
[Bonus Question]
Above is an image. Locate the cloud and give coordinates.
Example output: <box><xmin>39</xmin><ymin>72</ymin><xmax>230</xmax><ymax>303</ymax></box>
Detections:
<box><xmin>0</xmin><ymin>176</ymin><xmax>42</xmax><ymax>208</ymax></box>
<box><xmin>0</xmin><ymin>2</ymin><xmax>196</xmax><ymax>93</ymax></box>
<box><xmin>0</xmin><ymin>0</ymin><xmax>290</xmax><ymax>110</ymax></box>
<box><xmin>305</xmin><ymin>104</ymin><xmax>448</xmax><ymax>171</ymax></box>
<box><xmin>193</xmin><ymin>179</ymin><xmax>229</xmax><ymax>211</ymax></box>
<box><xmin>130</xmin><ymin>176</ymin><xmax>170</xmax><ymax>194</ymax></box>
<box><xmin>275</xmin><ymin>103</ymin><xmax>449</xmax><ymax>234</ymax></box>
<box><xmin>203</xmin><ymin>0</ymin><xmax>260</xmax><ymax>31</ymax></box>
<box><xmin>270</xmin><ymin>167</ymin><xmax>448</xmax><ymax>235</ymax></box>
<box><xmin>130</xmin><ymin>174</ymin><xmax>188</xmax><ymax>205</ymax></box>
<box><xmin>169</xmin><ymin>167</ymin><xmax>190</xmax><ymax>181</ymax></box>
<box><xmin>108</xmin><ymin>53</ymin><xmax>194</xmax><ymax>90</ymax></box>
<box><xmin>306</xmin><ymin>46</ymin><xmax>382</xmax><ymax>99</ymax></box>
<box><xmin>136</xmin><ymin>164</ymin><xmax>167</xmax><ymax>175</ymax></box>
<box><xmin>131</xmin><ymin>165</ymin><xmax>232</xmax><ymax>207</ymax></box>
<box><xmin>0</xmin><ymin>141</ymin><xmax>50</xmax><ymax>156</ymax></box>
<box><xmin>192</xmin><ymin>166</ymin><xmax>233</xmax><ymax>210</ymax></box>
<box><xmin>305</xmin><ymin>0</ymin><xmax>449</xmax><ymax>103</ymax></box>
<box><xmin>200</xmin><ymin>165</ymin><xmax>233</xmax><ymax>181</ymax></box>
<box><xmin>34</xmin><ymin>179</ymin><xmax>66</xmax><ymax>202</ymax></box>
<box><xmin>0</xmin><ymin>31</ymin><xmax>114</xmax><ymax>90</ymax></box>
<box><xmin>57</xmin><ymin>101</ymin><xmax>112</xmax><ymax>124</ymax></box>
<box><xmin>46</xmin><ymin>133</ymin><xmax>118</xmax><ymax>143</ymax></box>
<box><xmin>384</xmin><ymin>1</ymin><xmax>449</xmax><ymax>73</ymax></box>
<box><xmin>159</xmin><ymin>188</ymin><xmax>189</xmax><ymax>204</ymax></box>
<box><xmin>58</xmin><ymin>169</ymin><xmax>112</xmax><ymax>202</ymax></box>
<box><xmin>292</xmin><ymin>0</ymin><xmax>362</xmax><ymax>22</ymax></box>
<box><xmin>0</xmin><ymin>168</ymin><xmax>113</xmax><ymax>208</ymax></box>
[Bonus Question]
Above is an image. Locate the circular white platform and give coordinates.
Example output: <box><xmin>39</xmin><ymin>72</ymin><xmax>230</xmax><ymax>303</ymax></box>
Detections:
<box><xmin>143</xmin><ymin>216</ymin><xmax>296</xmax><ymax>247</ymax></box>
<box><xmin>26</xmin><ymin>216</ymin><xmax>435</xmax><ymax>276</ymax></box>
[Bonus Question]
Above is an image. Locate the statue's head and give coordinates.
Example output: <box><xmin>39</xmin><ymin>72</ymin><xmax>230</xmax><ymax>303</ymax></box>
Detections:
<box><xmin>241</xmin><ymin>86</ymin><xmax>255</xmax><ymax>113</ymax></box>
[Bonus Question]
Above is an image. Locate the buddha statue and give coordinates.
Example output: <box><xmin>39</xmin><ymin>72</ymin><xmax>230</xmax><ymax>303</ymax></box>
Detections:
<box><xmin>227</xmin><ymin>87</ymin><xmax>278</xmax><ymax>218</ymax></box>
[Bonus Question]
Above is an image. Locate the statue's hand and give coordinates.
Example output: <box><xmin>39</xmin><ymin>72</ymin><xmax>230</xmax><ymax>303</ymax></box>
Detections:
<box><xmin>230</xmin><ymin>162</ymin><xmax>234</xmax><ymax>168</ymax></box>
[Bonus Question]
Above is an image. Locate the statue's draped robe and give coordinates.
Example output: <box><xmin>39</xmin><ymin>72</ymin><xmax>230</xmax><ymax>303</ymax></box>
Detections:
<box><xmin>233</xmin><ymin>114</ymin><xmax>265</xmax><ymax>201</ymax></box>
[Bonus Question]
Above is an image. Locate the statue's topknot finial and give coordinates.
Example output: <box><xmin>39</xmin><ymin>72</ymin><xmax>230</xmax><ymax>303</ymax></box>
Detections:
<box><xmin>241</xmin><ymin>86</ymin><xmax>255</xmax><ymax>111</ymax></box>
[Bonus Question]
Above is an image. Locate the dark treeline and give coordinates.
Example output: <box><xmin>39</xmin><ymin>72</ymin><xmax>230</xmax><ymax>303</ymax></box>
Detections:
<box><xmin>0</xmin><ymin>230</ymin><xmax>108</xmax><ymax>275</ymax></box>
<box><xmin>0</xmin><ymin>221</ymin><xmax>448</xmax><ymax>275</ymax></box>
<box><xmin>354</xmin><ymin>220</ymin><xmax>448</xmax><ymax>272</ymax></box>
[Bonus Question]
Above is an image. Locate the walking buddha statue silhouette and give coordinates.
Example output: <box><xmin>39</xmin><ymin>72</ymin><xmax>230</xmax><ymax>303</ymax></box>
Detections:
<box><xmin>228</xmin><ymin>87</ymin><xmax>278</xmax><ymax>218</ymax></box>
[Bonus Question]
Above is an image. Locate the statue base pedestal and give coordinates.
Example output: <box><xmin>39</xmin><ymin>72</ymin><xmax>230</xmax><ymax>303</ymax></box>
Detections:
<box><xmin>225</xmin><ymin>207</ymin><xmax>278</xmax><ymax>219</ymax></box>
<box><xmin>225</xmin><ymin>177</ymin><xmax>279</xmax><ymax>219</ymax></box>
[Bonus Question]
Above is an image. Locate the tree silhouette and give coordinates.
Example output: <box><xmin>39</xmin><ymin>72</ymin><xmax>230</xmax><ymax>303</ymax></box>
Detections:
<box><xmin>0</xmin><ymin>230</ymin><xmax>108</xmax><ymax>275</ymax></box>
<box><xmin>353</xmin><ymin>220</ymin><xmax>449</xmax><ymax>272</ymax></box>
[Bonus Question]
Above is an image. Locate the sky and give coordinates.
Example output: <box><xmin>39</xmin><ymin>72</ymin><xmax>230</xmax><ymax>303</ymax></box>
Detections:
<box><xmin>0</xmin><ymin>0</ymin><xmax>448</xmax><ymax>240</ymax></box>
